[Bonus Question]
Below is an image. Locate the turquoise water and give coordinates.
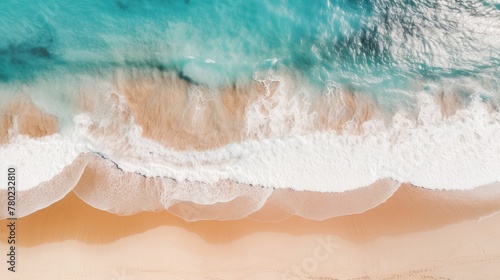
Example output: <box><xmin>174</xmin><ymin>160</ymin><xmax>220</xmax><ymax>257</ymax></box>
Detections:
<box><xmin>1</xmin><ymin>0</ymin><xmax>500</xmax><ymax>221</ymax></box>
<box><xmin>0</xmin><ymin>0</ymin><xmax>499</xmax><ymax>97</ymax></box>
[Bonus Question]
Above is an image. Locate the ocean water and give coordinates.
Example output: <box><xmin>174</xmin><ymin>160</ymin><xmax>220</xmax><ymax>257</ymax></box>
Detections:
<box><xmin>0</xmin><ymin>0</ymin><xmax>500</xmax><ymax>220</ymax></box>
<box><xmin>1</xmin><ymin>0</ymin><xmax>498</xmax><ymax>89</ymax></box>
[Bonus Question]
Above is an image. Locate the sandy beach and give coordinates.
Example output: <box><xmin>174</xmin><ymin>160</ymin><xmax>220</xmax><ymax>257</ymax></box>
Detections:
<box><xmin>1</xmin><ymin>92</ymin><xmax>500</xmax><ymax>279</ymax></box>
<box><xmin>1</xmin><ymin>1</ymin><xmax>500</xmax><ymax>279</ymax></box>
<box><xmin>2</xmin><ymin>182</ymin><xmax>500</xmax><ymax>279</ymax></box>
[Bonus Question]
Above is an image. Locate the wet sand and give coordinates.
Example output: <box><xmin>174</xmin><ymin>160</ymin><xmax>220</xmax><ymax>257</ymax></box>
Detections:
<box><xmin>1</xmin><ymin>75</ymin><xmax>499</xmax><ymax>279</ymax></box>
<box><xmin>112</xmin><ymin>70</ymin><xmax>379</xmax><ymax>150</ymax></box>
<box><xmin>1</xmin><ymin>184</ymin><xmax>500</xmax><ymax>279</ymax></box>
<box><xmin>0</xmin><ymin>97</ymin><xmax>58</xmax><ymax>143</ymax></box>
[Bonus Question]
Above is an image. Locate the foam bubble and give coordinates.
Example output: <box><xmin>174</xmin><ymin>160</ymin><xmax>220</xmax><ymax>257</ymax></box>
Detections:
<box><xmin>5</xmin><ymin>154</ymin><xmax>500</xmax><ymax>223</ymax></box>
<box><xmin>264</xmin><ymin>179</ymin><xmax>400</xmax><ymax>221</ymax></box>
<box><xmin>1</xmin><ymin>70</ymin><xmax>500</xmax><ymax>222</ymax></box>
<box><xmin>0</xmin><ymin>154</ymin><xmax>89</xmax><ymax>219</ymax></box>
<box><xmin>67</xmin><ymin>71</ymin><xmax>500</xmax><ymax>192</ymax></box>
<box><xmin>0</xmin><ymin>134</ymin><xmax>83</xmax><ymax>191</ymax></box>
<box><xmin>245</xmin><ymin>72</ymin><xmax>316</xmax><ymax>138</ymax></box>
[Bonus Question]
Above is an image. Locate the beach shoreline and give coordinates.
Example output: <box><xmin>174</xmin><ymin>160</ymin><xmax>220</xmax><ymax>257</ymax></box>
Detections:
<box><xmin>1</xmin><ymin>190</ymin><xmax>500</xmax><ymax>279</ymax></box>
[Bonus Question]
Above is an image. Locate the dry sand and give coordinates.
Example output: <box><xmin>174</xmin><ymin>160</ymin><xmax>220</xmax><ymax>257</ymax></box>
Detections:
<box><xmin>1</xmin><ymin>185</ymin><xmax>499</xmax><ymax>279</ymax></box>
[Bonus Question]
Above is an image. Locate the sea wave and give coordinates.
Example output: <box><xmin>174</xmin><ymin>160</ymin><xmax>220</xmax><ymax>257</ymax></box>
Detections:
<box><xmin>1</xmin><ymin>152</ymin><xmax>500</xmax><ymax>222</ymax></box>
<box><xmin>0</xmin><ymin>70</ymin><xmax>499</xmax><ymax>221</ymax></box>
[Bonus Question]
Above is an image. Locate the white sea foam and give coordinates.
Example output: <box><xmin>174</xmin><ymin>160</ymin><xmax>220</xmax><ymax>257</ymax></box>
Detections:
<box><xmin>0</xmin><ymin>134</ymin><xmax>82</xmax><ymax>191</ymax></box>
<box><xmin>69</xmin><ymin>93</ymin><xmax>500</xmax><ymax>192</ymax></box>
<box><xmin>245</xmin><ymin>72</ymin><xmax>316</xmax><ymax>139</ymax></box>
<box><xmin>1</xmin><ymin>73</ymin><xmax>499</xmax><ymax>195</ymax></box>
